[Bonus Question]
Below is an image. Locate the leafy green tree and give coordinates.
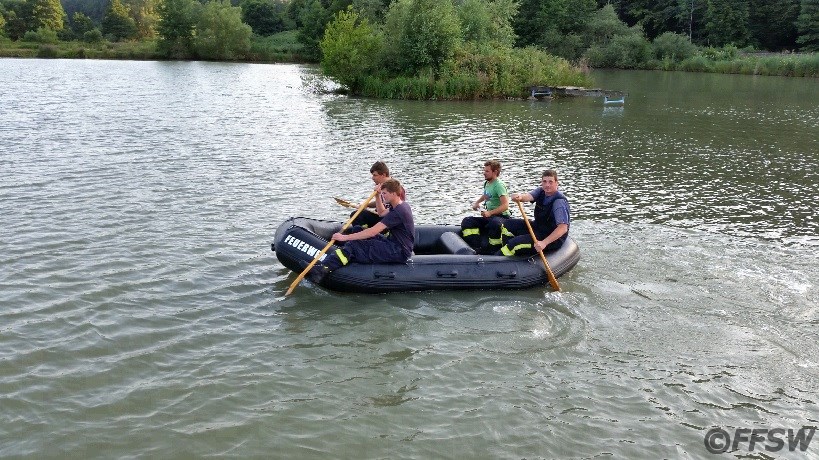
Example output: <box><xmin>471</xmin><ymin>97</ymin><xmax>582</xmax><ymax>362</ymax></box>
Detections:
<box><xmin>102</xmin><ymin>0</ymin><xmax>137</xmax><ymax>40</ymax></box>
<box><xmin>796</xmin><ymin>0</ymin><xmax>819</xmax><ymax>51</ymax></box>
<box><xmin>240</xmin><ymin>0</ymin><xmax>285</xmax><ymax>35</ymax></box>
<box><xmin>84</xmin><ymin>27</ymin><xmax>103</xmax><ymax>41</ymax></box>
<box><xmin>625</xmin><ymin>0</ymin><xmax>680</xmax><ymax>39</ymax></box>
<box><xmin>24</xmin><ymin>24</ymin><xmax>58</xmax><ymax>41</ymax></box>
<box><xmin>351</xmin><ymin>0</ymin><xmax>387</xmax><ymax>23</ymax></box>
<box><xmin>486</xmin><ymin>0</ymin><xmax>518</xmax><ymax>47</ymax></box>
<box><xmin>320</xmin><ymin>7</ymin><xmax>382</xmax><ymax>91</ymax></box>
<box><xmin>514</xmin><ymin>0</ymin><xmax>596</xmax><ymax>59</ymax></box>
<box><xmin>129</xmin><ymin>0</ymin><xmax>159</xmax><ymax>39</ymax></box>
<box><xmin>584</xmin><ymin>3</ymin><xmax>631</xmax><ymax>46</ymax></box>
<box><xmin>297</xmin><ymin>0</ymin><xmax>329</xmax><ymax>60</ymax></box>
<box><xmin>291</xmin><ymin>0</ymin><xmax>353</xmax><ymax>60</ymax></box>
<box><xmin>1</xmin><ymin>0</ymin><xmax>28</xmax><ymax>39</ymax></box>
<box><xmin>380</xmin><ymin>0</ymin><xmax>409</xmax><ymax>69</ymax></box>
<box><xmin>675</xmin><ymin>0</ymin><xmax>708</xmax><ymax>43</ymax></box>
<box><xmin>748</xmin><ymin>0</ymin><xmax>799</xmax><ymax>50</ymax></box>
<box><xmin>156</xmin><ymin>0</ymin><xmax>199</xmax><ymax>57</ymax></box>
<box><xmin>3</xmin><ymin>7</ymin><xmax>29</xmax><ymax>40</ymax></box>
<box><xmin>71</xmin><ymin>11</ymin><xmax>95</xmax><ymax>35</ymax></box>
<box><xmin>285</xmin><ymin>0</ymin><xmax>307</xmax><ymax>28</ymax></box>
<box><xmin>705</xmin><ymin>0</ymin><xmax>749</xmax><ymax>46</ymax></box>
<box><xmin>397</xmin><ymin>0</ymin><xmax>461</xmax><ymax>73</ymax></box>
<box><xmin>61</xmin><ymin>0</ymin><xmax>107</xmax><ymax>25</ymax></box>
<box><xmin>457</xmin><ymin>0</ymin><xmax>516</xmax><ymax>47</ymax></box>
<box><xmin>458</xmin><ymin>0</ymin><xmax>491</xmax><ymax>45</ymax></box>
<box><xmin>584</xmin><ymin>4</ymin><xmax>652</xmax><ymax>67</ymax></box>
<box><xmin>585</xmin><ymin>25</ymin><xmax>651</xmax><ymax>67</ymax></box>
<box><xmin>194</xmin><ymin>0</ymin><xmax>252</xmax><ymax>59</ymax></box>
<box><xmin>514</xmin><ymin>0</ymin><xmax>543</xmax><ymax>46</ymax></box>
<box><xmin>0</xmin><ymin>10</ymin><xmax>6</xmax><ymax>36</ymax></box>
<box><xmin>30</xmin><ymin>0</ymin><xmax>66</xmax><ymax>31</ymax></box>
<box><xmin>652</xmin><ymin>31</ymin><xmax>698</xmax><ymax>60</ymax></box>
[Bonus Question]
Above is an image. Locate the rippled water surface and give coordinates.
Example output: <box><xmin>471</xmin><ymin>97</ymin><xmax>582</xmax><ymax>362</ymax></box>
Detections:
<box><xmin>1</xmin><ymin>59</ymin><xmax>818</xmax><ymax>458</ymax></box>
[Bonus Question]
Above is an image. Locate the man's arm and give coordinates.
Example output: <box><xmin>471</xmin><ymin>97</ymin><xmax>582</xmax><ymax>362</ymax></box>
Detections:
<box><xmin>482</xmin><ymin>194</ymin><xmax>509</xmax><ymax>217</ymax></box>
<box><xmin>511</xmin><ymin>192</ymin><xmax>535</xmax><ymax>202</ymax></box>
<box><xmin>333</xmin><ymin>222</ymin><xmax>387</xmax><ymax>242</ymax></box>
<box><xmin>472</xmin><ymin>195</ymin><xmax>488</xmax><ymax>211</ymax></box>
<box><xmin>534</xmin><ymin>224</ymin><xmax>568</xmax><ymax>252</ymax></box>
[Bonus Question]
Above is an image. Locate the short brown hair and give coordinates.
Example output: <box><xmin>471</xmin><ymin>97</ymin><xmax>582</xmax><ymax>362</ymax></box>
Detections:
<box><xmin>382</xmin><ymin>178</ymin><xmax>402</xmax><ymax>194</ymax></box>
<box><xmin>542</xmin><ymin>169</ymin><xmax>558</xmax><ymax>182</ymax></box>
<box><xmin>370</xmin><ymin>161</ymin><xmax>390</xmax><ymax>176</ymax></box>
<box><xmin>485</xmin><ymin>160</ymin><xmax>501</xmax><ymax>174</ymax></box>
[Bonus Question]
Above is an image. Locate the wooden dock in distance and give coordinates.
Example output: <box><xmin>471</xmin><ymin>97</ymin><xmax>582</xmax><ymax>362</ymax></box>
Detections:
<box><xmin>528</xmin><ymin>86</ymin><xmax>627</xmax><ymax>99</ymax></box>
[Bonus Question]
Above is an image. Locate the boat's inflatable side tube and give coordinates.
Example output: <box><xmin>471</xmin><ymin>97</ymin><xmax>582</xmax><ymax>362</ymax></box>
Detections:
<box><xmin>438</xmin><ymin>231</ymin><xmax>477</xmax><ymax>255</ymax></box>
<box><xmin>273</xmin><ymin>217</ymin><xmax>580</xmax><ymax>293</ymax></box>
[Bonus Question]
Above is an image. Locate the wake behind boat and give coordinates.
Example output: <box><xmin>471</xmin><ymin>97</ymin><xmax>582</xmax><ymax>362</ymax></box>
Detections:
<box><xmin>273</xmin><ymin>217</ymin><xmax>580</xmax><ymax>293</ymax></box>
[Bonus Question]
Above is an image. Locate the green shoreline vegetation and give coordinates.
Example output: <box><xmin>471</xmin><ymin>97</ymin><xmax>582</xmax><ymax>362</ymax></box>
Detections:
<box><xmin>1</xmin><ymin>0</ymin><xmax>817</xmax><ymax>100</ymax></box>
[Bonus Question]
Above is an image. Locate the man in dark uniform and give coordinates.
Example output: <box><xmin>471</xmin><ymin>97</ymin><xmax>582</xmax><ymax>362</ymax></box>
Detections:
<box><xmin>496</xmin><ymin>169</ymin><xmax>570</xmax><ymax>257</ymax></box>
<box><xmin>309</xmin><ymin>179</ymin><xmax>414</xmax><ymax>283</ymax></box>
<box><xmin>350</xmin><ymin>161</ymin><xmax>405</xmax><ymax>229</ymax></box>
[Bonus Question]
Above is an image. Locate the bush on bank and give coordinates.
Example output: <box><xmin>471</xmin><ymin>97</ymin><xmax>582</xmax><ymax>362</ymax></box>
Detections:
<box><xmin>356</xmin><ymin>45</ymin><xmax>590</xmax><ymax>100</ymax></box>
<box><xmin>320</xmin><ymin>6</ymin><xmax>590</xmax><ymax>100</ymax></box>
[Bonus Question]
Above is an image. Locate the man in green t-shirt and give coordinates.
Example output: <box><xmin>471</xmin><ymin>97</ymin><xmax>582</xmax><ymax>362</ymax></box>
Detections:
<box><xmin>460</xmin><ymin>160</ymin><xmax>512</xmax><ymax>254</ymax></box>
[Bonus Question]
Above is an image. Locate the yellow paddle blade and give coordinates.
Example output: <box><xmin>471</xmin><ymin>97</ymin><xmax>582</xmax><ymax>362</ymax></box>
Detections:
<box><xmin>334</xmin><ymin>197</ymin><xmax>356</xmax><ymax>208</ymax></box>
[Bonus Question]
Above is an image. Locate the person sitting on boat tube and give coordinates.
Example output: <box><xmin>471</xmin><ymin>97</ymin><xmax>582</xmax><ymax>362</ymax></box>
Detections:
<box><xmin>350</xmin><ymin>161</ymin><xmax>406</xmax><ymax>229</ymax></box>
<box><xmin>460</xmin><ymin>160</ymin><xmax>512</xmax><ymax>254</ymax></box>
<box><xmin>496</xmin><ymin>169</ymin><xmax>570</xmax><ymax>257</ymax></box>
<box><xmin>308</xmin><ymin>179</ymin><xmax>415</xmax><ymax>284</ymax></box>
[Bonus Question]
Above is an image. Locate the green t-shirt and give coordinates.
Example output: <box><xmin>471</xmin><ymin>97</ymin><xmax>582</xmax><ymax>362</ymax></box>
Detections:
<box><xmin>483</xmin><ymin>179</ymin><xmax>510</xmax><ymax>217</ymax></box>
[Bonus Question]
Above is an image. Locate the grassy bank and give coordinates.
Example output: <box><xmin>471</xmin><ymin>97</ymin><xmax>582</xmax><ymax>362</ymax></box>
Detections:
<box><xmin>0</xmin><ymin>31</ymin><xmax>304</xmax><ymax>62</ymax></box>
<box><xmin>246</xmin><ymin>30</ymin><xmax>305</xmax><ymax>63</ymax></box>
<box><xmin>357</xmin><ymin>46</ymin><xmax>591</xmax><ymax>100</ymax></box>
<box><xmin>591</xmin><ymin>40</ymin><xmax>819</xmax><ymax>78</ymax></box>
<box><xmin>0</xmin><ymin>38</ymin><xmax>159</xmax><ymax>59</ymax></box>
<box><xmin>671</xmin><ymin>52</ymin><xmax>819</xmax><ymax>78</ymax></box>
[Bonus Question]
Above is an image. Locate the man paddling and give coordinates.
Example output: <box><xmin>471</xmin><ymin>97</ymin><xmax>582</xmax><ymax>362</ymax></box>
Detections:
<box><xmin>308</xmin><ymin>179</ymin><xmax>414</xmax><ymax>284</ymax></box>
<box><xmin>496</xmin><ymin>169</ymin><xmax>570</xmax><ymax>257</ymax></box>
<box><xmin>350</xmin><ymin>161</ymin><xmax>406</xmax><ymax>229</ymax></box>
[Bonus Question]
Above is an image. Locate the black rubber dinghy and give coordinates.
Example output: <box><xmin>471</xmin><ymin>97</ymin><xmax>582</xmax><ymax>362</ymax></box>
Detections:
<box><xmin>272</xmin><ymin>217</ymin><xmax>580</xmax><ymax>294</ymax></box>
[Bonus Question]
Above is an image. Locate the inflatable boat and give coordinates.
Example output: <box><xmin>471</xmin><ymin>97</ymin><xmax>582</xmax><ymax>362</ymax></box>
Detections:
<box><xmin>272</xmin><ymin>217</ymin><xmax>580</xmax><ymax>293</ymax></box>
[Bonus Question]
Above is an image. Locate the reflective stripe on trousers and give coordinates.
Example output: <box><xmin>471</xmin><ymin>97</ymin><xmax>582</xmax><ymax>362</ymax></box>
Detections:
<box><xmin>500</xmin><ymin>242</ymin><xmax>532</xmax><ymax>256</ymax></box>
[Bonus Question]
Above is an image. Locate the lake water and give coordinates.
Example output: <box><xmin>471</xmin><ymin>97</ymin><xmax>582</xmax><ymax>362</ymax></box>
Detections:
<box><xmin>1</xmin><ymin>58</ymin><xmax>817</xmax><ymax>458</ymax></box>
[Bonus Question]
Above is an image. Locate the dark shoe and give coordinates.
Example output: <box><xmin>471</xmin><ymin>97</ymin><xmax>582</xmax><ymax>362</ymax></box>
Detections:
<box><xmin>307</xmin><ymin>263</ymin><xmax>330</xmax><ymax>284</ymax></box>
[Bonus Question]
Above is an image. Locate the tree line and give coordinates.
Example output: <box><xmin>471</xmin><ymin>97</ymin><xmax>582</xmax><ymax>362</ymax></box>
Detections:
<box><xmin>1</xmin><ymin>0</ymin><xmax>817</xmax><ymax>69</ymax></box>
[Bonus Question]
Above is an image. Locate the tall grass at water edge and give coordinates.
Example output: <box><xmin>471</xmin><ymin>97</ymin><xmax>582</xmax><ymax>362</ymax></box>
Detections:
<box><xmin>357</xmin><ymin>46</ymin><xmax>591</xmax><ymax>100</ymax></box>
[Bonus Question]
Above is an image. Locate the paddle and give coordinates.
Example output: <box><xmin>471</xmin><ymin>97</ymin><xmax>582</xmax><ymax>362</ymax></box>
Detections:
<box><xmin>515</xmin><ymin>200</ymin><xmax>561</xmax><ymax>291</ymax></box>
<box><xmin>285</xmin><ymin>189</ymin><xmax>380</xmax><ymax>296</ymax></box>
<box><xmin>333</xmin><ymin>197</ymin><xmax>356</xmax><ymax>208</ymax></box>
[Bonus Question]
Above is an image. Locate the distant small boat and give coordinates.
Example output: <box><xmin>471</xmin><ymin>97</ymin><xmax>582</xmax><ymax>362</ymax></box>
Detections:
<box><xmin>604</xmin><ymin>95</ymin><xmax>625</xmax><ymax>105</ymax></box>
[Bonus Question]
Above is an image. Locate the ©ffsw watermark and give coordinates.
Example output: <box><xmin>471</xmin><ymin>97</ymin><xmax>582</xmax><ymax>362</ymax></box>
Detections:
<box><xmin>704</xmin><ymin>426</ymin><xmax>816</xmax><ymax>454</ymax></box>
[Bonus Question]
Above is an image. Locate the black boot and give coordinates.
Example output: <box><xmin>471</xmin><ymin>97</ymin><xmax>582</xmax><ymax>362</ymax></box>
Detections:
<box><xmin>307</xmin><ymin>263</ymin><xmax>330</xmax><ymax>284</ymax></box>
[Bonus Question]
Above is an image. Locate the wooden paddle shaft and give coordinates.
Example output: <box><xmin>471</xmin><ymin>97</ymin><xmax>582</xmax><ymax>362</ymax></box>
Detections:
<box><xmin>515</xmin><ymin>200</ymin><xmax>561</xmax><ymax>291</ymax></box>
